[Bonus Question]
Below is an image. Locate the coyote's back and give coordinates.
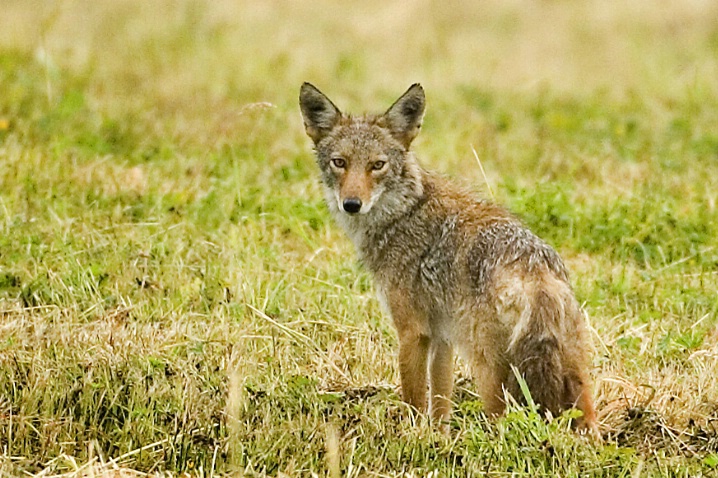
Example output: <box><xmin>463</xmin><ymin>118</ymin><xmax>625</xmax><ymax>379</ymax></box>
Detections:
<box><xmin>299</xmin><ymin>82</ymin><xmax>598</xmax><ymax>435</ymax></box>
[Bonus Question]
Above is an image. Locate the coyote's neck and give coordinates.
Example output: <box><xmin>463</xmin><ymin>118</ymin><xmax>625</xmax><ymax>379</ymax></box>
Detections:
<box><xmin>327</xmin><ymin>156</ymin><xmax>426</xmax><ymax>258</ymax></box>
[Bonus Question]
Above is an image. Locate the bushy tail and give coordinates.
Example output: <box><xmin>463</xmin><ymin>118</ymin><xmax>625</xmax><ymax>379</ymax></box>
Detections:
<box><xmin>506</xmin><ymin>290</ymin><xmax>574</xmax><ymax>417</ymax></box>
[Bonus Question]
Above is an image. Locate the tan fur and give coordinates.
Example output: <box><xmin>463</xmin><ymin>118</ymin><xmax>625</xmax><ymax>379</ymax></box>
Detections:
<box><xmin>299</xmin><ymin>83</ymin><xmax>598</xmax><ymax>436</ymax></box>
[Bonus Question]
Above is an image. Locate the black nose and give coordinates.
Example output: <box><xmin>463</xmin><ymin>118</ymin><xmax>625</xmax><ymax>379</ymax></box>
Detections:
<box><xmin>342</xmin><ymin>197</ymin><xmax>362</xmax><ymax>213</ymax></box>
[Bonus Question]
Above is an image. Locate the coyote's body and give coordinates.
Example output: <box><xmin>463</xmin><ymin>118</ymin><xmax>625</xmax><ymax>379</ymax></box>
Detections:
<box><xmin>299</xmin><ymin>83</ymin><xmax>597</xmax><ymax>434</ymax></box>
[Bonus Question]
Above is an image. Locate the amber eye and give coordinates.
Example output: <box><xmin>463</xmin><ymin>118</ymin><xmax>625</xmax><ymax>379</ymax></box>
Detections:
<box><xmin>331</xmin><ymin>157</ymin><xmax>346</xmax><ymax>168</ymax></box>
<box><xmin>372</xmin><ymin>161</ymin><xmax>386</xmax><ymax>171</ymax></box>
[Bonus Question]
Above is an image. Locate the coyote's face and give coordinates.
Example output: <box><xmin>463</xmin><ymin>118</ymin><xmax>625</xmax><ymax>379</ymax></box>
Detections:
<box><xmin>300</xmin><ymin>83</ymin><xmax>425</xmax><ymax>216</ymax></box>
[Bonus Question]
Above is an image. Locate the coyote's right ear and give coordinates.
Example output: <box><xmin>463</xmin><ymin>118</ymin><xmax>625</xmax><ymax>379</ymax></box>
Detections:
<box><xmin>299</xmin><ymin>83</ymin><xmax>342</xmax><ymax>144</ymax></box>
<box><xmin>383</xmin><ymin>83</ymin><xmax>425</xmax><ymax>148</ymax></box>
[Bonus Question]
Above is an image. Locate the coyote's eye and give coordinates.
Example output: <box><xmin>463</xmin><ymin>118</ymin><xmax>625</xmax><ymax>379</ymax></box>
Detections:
<box><xmin>372</xmin><ymin>161</ymin><xmax>386</xmax><ymax>171</ymax></box>
<box><xmin>331</xmin><ymin>157</ymin><xmax>346</xmax><ymax>168</ymax></box>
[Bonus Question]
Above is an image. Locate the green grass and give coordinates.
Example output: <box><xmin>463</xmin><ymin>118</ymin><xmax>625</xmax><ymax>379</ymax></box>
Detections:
<box><xmin>1</xmin><ymin>1</ymin><xmax>718</xmax><ymax>476</ymax></box>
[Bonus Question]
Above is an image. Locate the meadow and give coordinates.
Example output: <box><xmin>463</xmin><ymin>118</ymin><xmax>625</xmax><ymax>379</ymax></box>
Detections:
<box><xmin>1</xmin><ymin>0</ymin><xmax>718</xmax><ymax>476</ymax></box>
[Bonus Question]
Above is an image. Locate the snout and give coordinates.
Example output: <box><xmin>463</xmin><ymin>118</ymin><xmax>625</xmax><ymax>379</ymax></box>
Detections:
<box><xmin>335</xmin><ymin>187</ymin><xmax>383</xmax><ymax>215</ymax></box>
<box><xmin>342</xmin><ymin>197</ymin><xmax>362</xmax><ymax>214</ymax></box>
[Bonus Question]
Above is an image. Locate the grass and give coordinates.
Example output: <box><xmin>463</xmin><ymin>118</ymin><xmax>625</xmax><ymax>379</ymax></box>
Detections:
<box><xmin>1</xmin><ymin>0</ymin><xmax>718</xmax><ymax>475</ymax></box>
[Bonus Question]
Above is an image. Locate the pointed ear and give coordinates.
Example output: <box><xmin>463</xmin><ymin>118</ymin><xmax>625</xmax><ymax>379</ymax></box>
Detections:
<box><xmin>299</xmin><ymin>82</ymin><xmax>342</xmax><ymax>144</ymax></box>
<box><xmin>382</xmin><ymin>83</ymin><xmax>425</xmax><ymax>148</ymax></box>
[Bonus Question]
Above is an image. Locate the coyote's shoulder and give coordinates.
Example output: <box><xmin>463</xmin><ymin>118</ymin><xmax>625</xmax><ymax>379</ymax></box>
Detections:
<box><xmin>299</xmin><ymin>82</ymin><xmax>598</xmax><ymax>436</ymax></box>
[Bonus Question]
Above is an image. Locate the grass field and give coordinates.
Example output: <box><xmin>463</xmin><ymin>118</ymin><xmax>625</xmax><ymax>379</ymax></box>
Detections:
<box><xmin>1</xmin><ymin>0</ymin><xmax>718</xmax><ymax>476</ymax></box>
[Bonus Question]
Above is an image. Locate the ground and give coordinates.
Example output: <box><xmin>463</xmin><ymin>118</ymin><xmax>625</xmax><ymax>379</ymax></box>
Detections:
<box><xmin>1</xmin><ymin>1</ymin><xmax>718</xmax><ymax>476</ymax></box>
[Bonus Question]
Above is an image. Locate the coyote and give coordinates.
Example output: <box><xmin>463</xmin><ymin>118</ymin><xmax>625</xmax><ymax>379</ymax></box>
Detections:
<box><xmin>299</xmin><ymin>83</ymin><xmax>598</xmax><ymax>434</ymax></box>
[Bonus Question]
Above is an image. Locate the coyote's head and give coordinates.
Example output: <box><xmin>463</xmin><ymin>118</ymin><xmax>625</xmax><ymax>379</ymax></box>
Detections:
<box><xmin>299</xmin><ymin>83</ymin><xmax>425</xmax><ymax>216</ymax></box>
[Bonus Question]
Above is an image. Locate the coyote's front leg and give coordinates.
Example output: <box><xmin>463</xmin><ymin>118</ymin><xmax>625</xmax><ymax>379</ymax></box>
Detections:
<box><xmin>429</xmin><ymin>339</ymin><xmax>454</xmax><ymax>431</ymax></box>
<box><xmin>386</xmin><ymin>289</ymin><xmax>431</xmax><ymax>414</ymax></box>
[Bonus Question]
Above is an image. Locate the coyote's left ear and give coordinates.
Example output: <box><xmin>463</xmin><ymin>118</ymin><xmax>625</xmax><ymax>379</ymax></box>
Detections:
<box><xmin>382</xmin><ymin>83</ymin><xmax>425</xmax><ymax>148</ymax></box>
